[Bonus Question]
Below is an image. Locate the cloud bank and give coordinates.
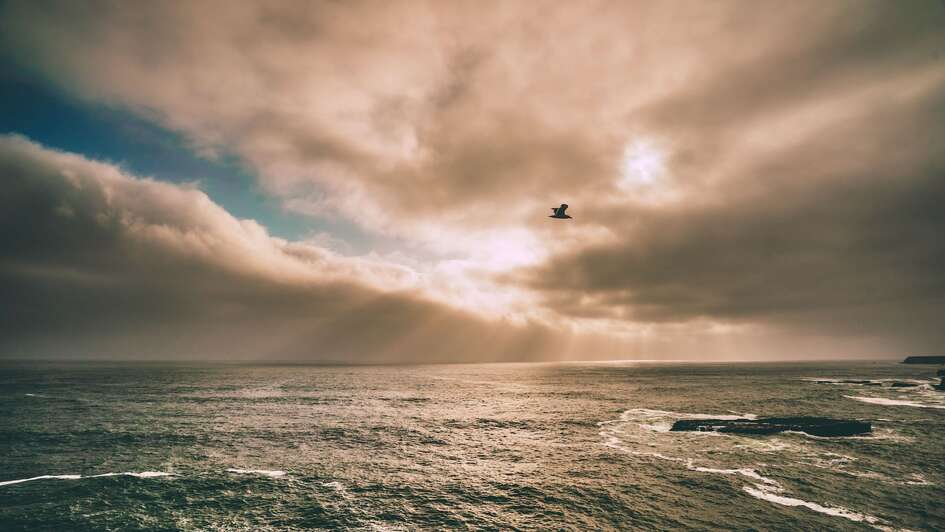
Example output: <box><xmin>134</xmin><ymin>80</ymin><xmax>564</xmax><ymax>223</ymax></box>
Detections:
<box><xmin>1</xmin><ymin>1</ymin><xmax>943</xmax><ymax>360</ymax></box>
<box><xmin>0</xmin><ymin>136</ymin><xmax>557</xmax><ymax>362</ymax></box>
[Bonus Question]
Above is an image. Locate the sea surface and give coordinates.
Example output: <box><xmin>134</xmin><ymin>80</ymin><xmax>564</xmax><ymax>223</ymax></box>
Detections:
<box><xmin>1</xmin><ymin>360</ymin><xmax>943</xmax><ymax>531</ymax></box>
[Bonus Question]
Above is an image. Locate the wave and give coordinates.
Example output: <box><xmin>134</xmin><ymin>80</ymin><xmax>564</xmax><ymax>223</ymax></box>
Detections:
<box><xmin>22</xmin><ymin>393</ymin><xmax>88</xmax><ymax>402</ymax></box>
<box><xmin>615</xmin><ymin>445</ymin><xmax>907</xmax><ymax>530</ymax></box>
<box><xmin>602</xmin><ymin>408</ymin><xmax>758</xmax><ymax>433</ymax></box>
<box><xmin>322</xmin><ymin>481</ymin><xmax>345</xmax><ymax>491</ymax></box>
<box><xmin>686</xmin><ymin>463</ymin><xmax>778</xmax><ymax>486</ymax></box>
<box><xmin>0</xmin><ymin>471</ymin><xmax>173</xmax><ymax>487</ymax></box>
<box><xmin>225</xmin><ymin>469</ymin><xmax>286</xmax><ymax>477</ymax></box>
<box><xmin>619</xmin><ymin>408</ymin><xmax>758</xmax><ymax>421</ymax></box>
<box><xmin>0</xmin><ymin>474</ymin><xmax>82</xmax><ymax>487</ymax></box>
<box><xmin>741</xmin><ymin>484</ymin><xmax>908</xmax><ymax>531</ymax></box>
<box><xmin>682</xmin><ymin>458</ymin><xmax>909</xmax><ymax>530</ymax></box>
<box><xmin>600</xmin><ymin>408</ymin><xmax>919</xmax><ymax>531</ymax></box>
<box><xmin>844</xmin><ymin>396</ymin><xmax>945</xmax><ymax>410</ymax></box>
<box><xmin>87</xmin><ymin>471</ymin><xmax>173</xmax><ymax>479</ymax></box>
<box><xmin>903</xmin><ymin>474</ymin><xmax>933</xmax><ymax>486</ymax></box>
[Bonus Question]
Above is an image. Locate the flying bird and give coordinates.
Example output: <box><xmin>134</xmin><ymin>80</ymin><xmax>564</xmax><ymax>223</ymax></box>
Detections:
<box><xmin>549</xmin><ymin>204</ymin><xmax>572</xmax><ymax>219</ymax></box>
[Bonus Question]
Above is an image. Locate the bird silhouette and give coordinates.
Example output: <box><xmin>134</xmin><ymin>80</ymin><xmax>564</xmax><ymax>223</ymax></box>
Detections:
<box><xmin>549</xmin><ymin>204</ymin><xmax>571</xmax><ymax>219</ymax></box>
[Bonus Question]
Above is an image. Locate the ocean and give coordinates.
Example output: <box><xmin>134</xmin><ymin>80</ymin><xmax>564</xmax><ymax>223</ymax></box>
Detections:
<box><xmin>0</xmin><ymin>360</ymin><xmax>942</xmax><ymax>531</ymax></box>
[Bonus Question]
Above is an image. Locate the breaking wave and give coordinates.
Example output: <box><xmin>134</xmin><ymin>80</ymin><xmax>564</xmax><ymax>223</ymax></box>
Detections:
<box><xmin>226</xmin><ymin>469</ymin><xmax>287</xmax><ymax>477</ymax></box>
<box><xmin>0</xmin><ymin>471</ymin><xmax>173</xmax><ymax>487</ymax></box>
<box><xmin>599</xmin><ymin>408</ymin><xmax>922</xmax><ymax>531</ymax></box>
<box><xmin>845</xmin><ymin>396</ymin><xmax>945</xmax><ymax>410</ymax></box>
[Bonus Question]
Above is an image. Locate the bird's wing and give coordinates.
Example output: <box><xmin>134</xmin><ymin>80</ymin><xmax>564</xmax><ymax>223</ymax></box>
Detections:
<box><xmin>551</xmin><ymin>207</ymin><xmax>558</xmax><ymax>213</ymax></box>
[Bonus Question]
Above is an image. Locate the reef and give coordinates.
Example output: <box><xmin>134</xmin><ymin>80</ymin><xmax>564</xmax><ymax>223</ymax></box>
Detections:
<box><xmin>812</xmin><ymin>379</ymin><xmax>881</xmax><ymax>386</ymax></box>
<box><xmin>670</xmin><ymin>417</ymin><xmax>871</xmax><ymax>437</ymax></box>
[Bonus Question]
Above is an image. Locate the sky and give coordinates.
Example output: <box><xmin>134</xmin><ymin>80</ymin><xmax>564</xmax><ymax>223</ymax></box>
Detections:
<box><xmin>1</xmin><ymin>0</ymin><xmax>943</xmax><ymax>363</ymax></box>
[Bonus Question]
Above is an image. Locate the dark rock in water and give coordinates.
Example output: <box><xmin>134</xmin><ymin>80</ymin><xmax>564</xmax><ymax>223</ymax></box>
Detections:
<box><xmin>670</xmin><ymin>417</ymin><xmax>871</xmax><ymax>437</ymax></box>
<box><xmin>890</xmin><ymin>382</ymin><xmax>919</xmax><ymax>388</ymax></box>
<box><xmin>902</xmin><ymin>356</ymin><xmax>945</xmax><ymax>364</ymax></box>
<box><xmin>813</xmin><ymin>379</ymin><xmax>881</xmax><ymax>386</ymax></box>
<box><xmin>814</xmin><ymin>379</ymin><xmax>883</xmax><ymax>386</ymax></box>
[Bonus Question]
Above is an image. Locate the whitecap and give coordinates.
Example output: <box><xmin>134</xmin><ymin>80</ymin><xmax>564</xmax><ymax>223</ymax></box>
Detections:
<box><xmin>639</xmin><ymin>422</ymin><xmax>674</xmax><ymax>432</ymax></box>
<box><xmin>226</xmin><ymin>469</ymin><xmax>286</xmax><ymax>477</ymax></box>
<box><xmin>685</xmin><ymin>462</ymin><xmax>779</xmax><ymax>486</ymax></box>
<box><xmin>0</xmin><ymin>471</ymin><xmax>172</xmax><ymax>487</ymax></box>
<box><xmin>621</xmin><ymin>408</ymin><xmax>757</xmax><ymax>421</ymax></box>
<box><xmin>0</xmin><ymin>474</ymin><xmax>82</xmax><ymax>487</ymax></box>
<box><xmin>87</xmin><ymin>471</ymin><xmax>174</xmax><ymax>479</ymax></box>
<box><xmin>844</xmin><ymin>396</ymin><xmax>945</xmax><ymax>410</ymax></box>
<box><xmin>600</xmin><ymin>407</ymin><xmax>922</xmax><ymax>531</ymax></box>
<box><xmin>903</xmin><ymin>474</ymin><xmax>933</xmax><ymax>486</ymax></box>
<box><xmin>743</xmin><ymin>485</ymin><xmax>876</xmax><ymax>522</ymax></box>
<box><xmin>679</xmin><ymin>461</ymin><xmax>910</xmax><ymax>530</ymax></box>
<box><xmin>800</xmin><ymin>378</ymin><xmax>854</xmax><ymax>384</ymax></box>
<box><xmin>624</xmin><ymin>450</ymin><xmax>686</xmax><ymax>463</ymax></box>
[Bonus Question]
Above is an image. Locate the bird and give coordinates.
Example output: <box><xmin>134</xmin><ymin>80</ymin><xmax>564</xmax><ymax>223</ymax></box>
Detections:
<box><xmin>549</xmin><ymin>204</ymin><xmax>571</xmax><ymax>219</ymax></box>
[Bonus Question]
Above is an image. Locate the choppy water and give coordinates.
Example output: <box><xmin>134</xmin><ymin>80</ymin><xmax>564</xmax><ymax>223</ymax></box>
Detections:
<box><xmin>1</xmin><ymin>361</ymin><xmax>943</xmax><ymax>530</ymax></box>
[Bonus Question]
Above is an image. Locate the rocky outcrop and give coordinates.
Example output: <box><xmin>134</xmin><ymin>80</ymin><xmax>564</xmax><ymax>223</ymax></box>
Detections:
<box><xmin>900</xmin><ymin>358</ymin><xmax>945</xmax><ymax>390</ymax></box>
<box><xmin>670</xmin><ymin>417</ymin><xmax>871</xmax><ymax>437</ymax></box>
<box><xmin>811</xmin><ymin>379</ymin><xmax>882</xmax><ymax>386</ymax></box>
<box><xmin>903</xmin><ymin>356</ymin><xmax>945</xmax><ymax>364</ymax></box>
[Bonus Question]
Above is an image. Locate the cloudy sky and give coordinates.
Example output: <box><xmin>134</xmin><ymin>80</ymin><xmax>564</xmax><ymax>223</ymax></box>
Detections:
<box><xmin>1</xmin><ymin>0</ymin><xmax>943</xmax><ymax>362</ymax></box>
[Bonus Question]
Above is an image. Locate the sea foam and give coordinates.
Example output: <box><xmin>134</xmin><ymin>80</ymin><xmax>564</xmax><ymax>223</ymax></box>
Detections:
<box><xmin>741</xmin><ymin>485</ymin><xmax>894</xmax><ymax>528</ymax></box>
<box><xmin>600</xmin><ymin>408</ymin><xmax>916</xmax><ymax>531</ymax></box>
<box><xmin>0</xmin><ymin>472</ymin><xmax>172</xmax><ymax>487</ymax></box>
<box><xmin>844</xmin><ymin>396</ymin><xmax>945</xmax><ymax>410</ymax></box>
<box><xmin>226</xmin><ymin>469</ymin><xmax>287</xmax><ymax>477</ymax></box>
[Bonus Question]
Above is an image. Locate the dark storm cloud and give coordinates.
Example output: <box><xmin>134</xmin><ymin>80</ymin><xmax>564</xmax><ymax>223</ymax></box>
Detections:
<box><xmin>0</xmin><ymin>136</ymin><xmax>556</xmax><ymax>362</ymax></box>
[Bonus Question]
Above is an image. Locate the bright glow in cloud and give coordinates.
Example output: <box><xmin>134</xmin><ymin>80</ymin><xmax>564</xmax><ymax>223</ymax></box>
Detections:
<box><xmin>619</xmin><ymin>139</ymin><xmax>667</xmax><ymax>189</ymax></box>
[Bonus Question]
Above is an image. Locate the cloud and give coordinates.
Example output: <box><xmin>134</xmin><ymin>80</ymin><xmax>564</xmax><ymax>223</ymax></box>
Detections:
<box><xmin>523</xmin><ymin>58</ymin><xmax>945</xmax><ymax>352</ymax></box>
<box><xmin>0</xmin><ymin>135</ymin><xmax>561</xmax><ymax>362</ymax></box>
<box><xmin>1</xmin><ymin>1</ymin><xmax>943</xmax><ymax>359</ymax></box>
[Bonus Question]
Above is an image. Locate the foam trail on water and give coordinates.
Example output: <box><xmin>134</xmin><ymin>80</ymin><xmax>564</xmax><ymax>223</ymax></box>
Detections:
<box><xmin>0</xmin><ymin>472</ymin><xmax>173</xmax><ymax>487</ymax></box>
<box><xmin>0</xmin><ymin>475</ymin><xmax>82</xmax><ymax>487</ymax></box>
<box><xmin>621</xmin><ymin>408</ymin><xmax>757</xmax><ymax>421</ymax></box>
<box><xmin>323</xmin><ymin>481</ymin><xmax>345</xmax><ymax>491</ymax></box>
<box><xmin>87</xmin><ymin>472</ymin><xmax>174</xmax><ymax>479</ymax></box>
<box><xmin>687</xmin><ymin>462</ymin><xmax>908</xmax><ymax>530</ymax></box>
<box><xmin>601</xmin><ymin>408</ymin><xmax>914</xmax><ymax>532</ymax></box>
<box><xmin>226</xmin><ymin>469</ymin><xmax>286</xmax><ymax>477</ymax></box>
<box><xmin>741</xmin><ymin>485</ymin><xmax>912</xmax><ymax>532</ymax></box>
<box><xmin>844</xmin><ymin>396</ymin><xmax>945</xmax><ymax>410</ymax></box>
<box><xmin>686</xmin><ymin>462</ymin><xmax>778</xmax><ymax>486</ymax></box>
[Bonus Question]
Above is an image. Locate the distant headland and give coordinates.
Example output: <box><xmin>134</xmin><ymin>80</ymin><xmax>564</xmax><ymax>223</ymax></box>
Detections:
<box><xmin>902</xmin><ymin>356</ymin><xmax>945</xmax><ymax>364</ymax></box>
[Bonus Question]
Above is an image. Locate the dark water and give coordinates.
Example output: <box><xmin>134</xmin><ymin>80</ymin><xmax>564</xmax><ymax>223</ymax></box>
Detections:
<box><xmin>1</xmin><ymin>361</ymin><xmax>943</xmax><ymax>531</ymax></box>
